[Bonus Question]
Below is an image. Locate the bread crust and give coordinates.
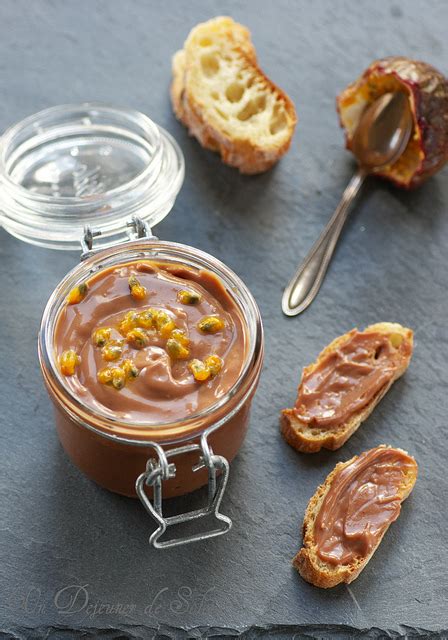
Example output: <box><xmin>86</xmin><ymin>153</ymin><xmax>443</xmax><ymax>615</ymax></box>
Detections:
<box><xmin>170</xmin><ymin>17</ymin><xmax>297</xmax><ymax>174</ymax></box>
<box><xmin>171</xmin><ymin>50</ymin><xmax>188</xmax><ymax>123</ymax></box>
<box><xmin>294</xmin><ymin>445</ymin><xmax>418</xmax><ymax>588</ymax></box>
<box><xmin>281</xmin><ymin>323</ymin><xmax>413</xmax><ymax>453</ymax></box>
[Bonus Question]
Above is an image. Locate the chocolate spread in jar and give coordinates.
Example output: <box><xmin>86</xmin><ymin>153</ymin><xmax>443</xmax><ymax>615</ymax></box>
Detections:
<box><xmin>54</xmin><ymin>261</ymin><xmax>248</xmax><ymax>423</ymax></box>
<box><xmin>314</xmin><ymin>446</ymin><xmax>418</xmax><ymax>565</ymax></box>
<box><xmin>293</xmin><ymin>329</ymin><xmax>412</xmax><ymax>428</ymax></box>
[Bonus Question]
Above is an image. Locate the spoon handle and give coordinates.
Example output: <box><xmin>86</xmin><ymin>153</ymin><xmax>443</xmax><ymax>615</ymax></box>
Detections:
<box><xmin>282</xmin><ymin>167</ymin><xmax>366</xmax><ymax>317</ymax></box>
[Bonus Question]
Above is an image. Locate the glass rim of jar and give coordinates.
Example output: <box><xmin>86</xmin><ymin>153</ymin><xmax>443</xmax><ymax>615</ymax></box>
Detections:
<box><xmin>0</xmin><ymin>103</ymin><xmax>185</xmax><ymax>250</ymax></box>
<box><xmin>38</xmin><ymin>239</ymin><xmax>264</xmax><ymax>444</ymax></box>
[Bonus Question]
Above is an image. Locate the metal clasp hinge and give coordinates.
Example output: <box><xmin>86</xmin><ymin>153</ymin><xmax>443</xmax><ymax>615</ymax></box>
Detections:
<box><xmin>135</xmin><ymin>434</ymin><xmax>232</xmax><ymax>549</ymax></box>
<box><xmin>80</xmin><ymin>215</ymin><xmax>158</xmax><ymax>260</ymax></box>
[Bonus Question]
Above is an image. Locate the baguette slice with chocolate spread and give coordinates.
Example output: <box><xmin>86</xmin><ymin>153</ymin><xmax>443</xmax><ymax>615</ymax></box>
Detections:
<box><xmin>281</xmin><ymin>322</ymin><xmax>413</xmax><ymax>453</ymax></box>
<box><xmin>295</xmin><ymin>445</ymin><xmax>418</xmax><ymax>588</ymax></box>
<box><xmin>171</xmin><ymin>16</ymin><xmax>297</xmax><ymax>174</ymax></box>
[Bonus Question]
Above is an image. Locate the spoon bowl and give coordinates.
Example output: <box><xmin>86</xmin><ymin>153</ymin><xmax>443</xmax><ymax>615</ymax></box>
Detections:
<box><xmin>352</xmin><ymin>91</ymin><xmax>413</xmax><ymax>169</ymax></box>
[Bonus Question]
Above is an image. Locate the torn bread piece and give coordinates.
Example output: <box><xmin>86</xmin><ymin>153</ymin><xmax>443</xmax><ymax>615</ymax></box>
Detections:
<box><xmin>281</xmin><ymin>323</ymin><xmax>413</xmax><ymax>453</ymax></box>
<box><xmin>294</xmin><ymin>445</ymin><xmax>418</xmax><ymax>588</ymax></box>
<box><xmin>171</xmin><ymin>16</ymin><xmax>297</xmax><ymax>174</ymax></box>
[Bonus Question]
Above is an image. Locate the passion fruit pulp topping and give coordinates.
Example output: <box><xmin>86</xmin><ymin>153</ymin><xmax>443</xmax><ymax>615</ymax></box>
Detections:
<box><xmin>54</xmin><ymin>261</ymin><xmax>248</xmax><ymax>424</ymax></box>
<box><xmin>57</xmin><ymin>263</ymin><xmax>237</xmax><ymax>401</ymax></box>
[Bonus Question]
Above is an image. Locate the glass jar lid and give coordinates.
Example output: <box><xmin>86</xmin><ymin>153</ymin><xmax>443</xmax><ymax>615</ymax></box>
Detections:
<box><xmin>0</xmin><ymin>103</ymin><xmax>185</xmax><ymax>250</ymax></box>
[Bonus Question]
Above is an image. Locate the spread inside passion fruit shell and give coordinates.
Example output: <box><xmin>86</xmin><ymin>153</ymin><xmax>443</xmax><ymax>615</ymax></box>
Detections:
<box><xmin>337</xmin><ymin>56</ymin><xmax>448</xmax><ymax>188</ymax></box>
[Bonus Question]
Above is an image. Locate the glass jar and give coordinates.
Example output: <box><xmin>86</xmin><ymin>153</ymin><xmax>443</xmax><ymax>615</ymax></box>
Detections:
<box><xmin>1</xmin><ymin>103</ymin><xmax>264</xmax><ymax>548</ymax></box>
<box><xmin>38</xmin><ymin>236</ymin><xmax>264</xmax><ymax>547</ymax></box>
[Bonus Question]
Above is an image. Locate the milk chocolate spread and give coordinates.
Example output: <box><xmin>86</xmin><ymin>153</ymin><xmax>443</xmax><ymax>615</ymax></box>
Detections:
<box><xmin>54</xmin><ymin>261</ymin><xmax>247</xmax><ymax>423</ymax></box>
<box><xmin>314</xmin><ymin>446</ymin><xmax>417</xmax><ymax>565</ymax></box>
<box><xmin>293</xmin><ymin>329</ymin><xmax>412</xmax><ymax>428</ymax></box>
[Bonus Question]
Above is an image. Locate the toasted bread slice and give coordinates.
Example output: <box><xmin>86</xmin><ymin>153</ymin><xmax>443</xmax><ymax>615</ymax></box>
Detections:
<box><xmin>171</xmin><ymin>16</ymin><xmax>297</xmax><ymax>174</ymax></box>
<box><xmin>281</xmin><ymin>323</ymin><xmax>413</xmax><ymax>453</ymax></box>
<box><xmin>294</xmin><ymin>445</ymin><xmax>418</xmax><ymax>588</ymax></box>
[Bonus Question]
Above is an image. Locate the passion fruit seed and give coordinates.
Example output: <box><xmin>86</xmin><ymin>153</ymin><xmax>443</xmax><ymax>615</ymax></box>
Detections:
<box><xmin>67</xmin><ymin>282</ymin><xmax>88</xmax><ymax>305</ymax></box>
<box><xmin>197</xmin><ymin>315</ymin><xmax>225</xmax><ymax>334</ymax></box>
<box><xmin>119</xmin><ymin>311</ymin><xmax>139</xmax><ymax>335</ymax></box>
<box><xmin>122</xmin><ymin>359</ymin><xmax>139</xmax><ymax>379</ymax></box>
<box><xmin>126</xmin><ymin>328</ymin><xmax>150</xmax><ymax>349</ymax></box>
<box><xmin>170</xmin><ymin>328</ymin><xmax>189</xmax><ymax>347</ymax></box>
<box><xmin>154</xmin><ymin>310</ymin><xmax>170</xmax><ymax>329</ymax></box>
<box><xmin>177</xmin><ymin>289</ymin><xmax>202</xmax><ymax>305</ymax></box>
<box><xmin>60</xmin><ymin>350</ymin><xmax>80</xmax><ymax>376</ymax></box>
<box><xmin>204</xmin><ymin>354</ymin><xmax>223</xmax><ymax>377</ymax></box>
<box><xmin>390</xmin><ymin>333</ymin><xmax>404</xmax><ymax>348</ymax></box>
<box><xmin>188</xmin><ymin>359</ymin><xmax>211</xmax><ymax>382</ymax></box>
<box><xmin>98</xmin><ymin>362</ymin><xmax>136</xmax><ymax>389</ymax></box>
<box><xmin>92</xmin><ymin>327</ymin><xmax>112</xmax><ymax>348</ymax></box>
<box><xmin>97</xmin><ymin>366</ymin><xmax>114</xmax><ymax>385</ymax></box>
<box><xmin>137</xmin><ymin>309</ymin><xmax>156</xmax><ymax>329</ymax></box>
<box><xmin>128</xmin><ymin>275</ymin><xmax>147</xmax><ymax>301</ymax></box>
<box><xmin>111</xmin><ymin>367</ymin><xmax>126</xmax><ymax>390</ymax></box>
<box><xmin>166</xmin><ymin>338</ymin><xmax>190</xmax><ymax>360</ymax></box>
<box><xmin>155</xmin><ymin>311</ymin><xmax>177</xmax><ymax>339</ymax></box>
<box><xmin>101</xmin><ymin>340</ymin><xmax>124</xmax><ymax>361</ymax></box>
<box><xmin>160</xmin><ymin>320</ymin><xmax>177</xmax><ymax>339</ymax></box>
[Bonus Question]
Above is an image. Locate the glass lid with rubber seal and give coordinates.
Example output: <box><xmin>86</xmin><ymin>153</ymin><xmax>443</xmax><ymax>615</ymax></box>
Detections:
<box><xmin>0</xmin><ymin>103</ymin><xmax>184</xmax><ymax>250</ymax></box>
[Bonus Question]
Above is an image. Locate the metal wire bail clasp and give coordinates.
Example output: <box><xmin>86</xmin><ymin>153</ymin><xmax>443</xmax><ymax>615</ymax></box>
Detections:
<box><xmin>135</xmin><ymin>434</ymin><xmax>232</xmax><ymax>549</ymax></box>
<box><xmin>80</xmin><ymin>215</ymin><xmax>158</xmax><ymax>259</ymax></box>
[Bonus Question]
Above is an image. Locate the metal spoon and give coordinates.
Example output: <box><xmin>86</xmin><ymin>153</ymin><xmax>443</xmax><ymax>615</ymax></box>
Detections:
<box><xmin>282</xmin><ymin>91</ymin><xmax>413</xmax><ymax>317</ymax></box>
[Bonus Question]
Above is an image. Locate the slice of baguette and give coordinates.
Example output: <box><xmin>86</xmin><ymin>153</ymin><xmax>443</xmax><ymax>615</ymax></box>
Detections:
<box><xmin>281</xmin><ymin>323</ymin><xmax>413</xmax><ymax>453</ymax></box>
<box><xmin>171</xmin><ymin>16</ymin><xmax>297</xmax><ymax>174</ymax></box>
<box><xmin>294</xmin><ymin>445</ymin><xmax>418</xmax><ymax>588</ymax></box>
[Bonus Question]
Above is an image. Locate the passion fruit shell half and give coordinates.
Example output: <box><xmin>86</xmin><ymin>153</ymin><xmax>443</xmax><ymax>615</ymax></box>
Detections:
<box><xmin>337</xmin><ymin>56</ymin><xmax>448</xmax><ymax>188</ymax></box>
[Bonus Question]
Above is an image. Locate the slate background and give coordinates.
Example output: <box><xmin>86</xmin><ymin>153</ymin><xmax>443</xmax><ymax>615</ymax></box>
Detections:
<box><xmin>1</xmin><ymin>1</ymin><xmax>447</xmax><ymax>638</ymax></box>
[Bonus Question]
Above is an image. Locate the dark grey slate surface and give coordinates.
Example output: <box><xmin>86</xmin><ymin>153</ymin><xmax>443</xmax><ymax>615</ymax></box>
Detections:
<box><xmin>0</xmin><ymin>0</ymin><xmax>447</xmax><ymax>638</ymax></box>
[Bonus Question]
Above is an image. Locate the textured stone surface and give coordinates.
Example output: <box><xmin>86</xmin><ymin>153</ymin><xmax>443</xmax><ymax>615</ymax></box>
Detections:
<box><xmin>0</xmin><ymin>0</ymin><xmax>447</xmax><ymax>637</ymax></box>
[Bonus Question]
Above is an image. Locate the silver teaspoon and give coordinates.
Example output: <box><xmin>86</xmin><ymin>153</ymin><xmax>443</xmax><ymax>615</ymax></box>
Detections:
<box><xmin>282</xmin><ymin>91</ymin><xmax>413</xmax><ymax>317</ymax></box>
